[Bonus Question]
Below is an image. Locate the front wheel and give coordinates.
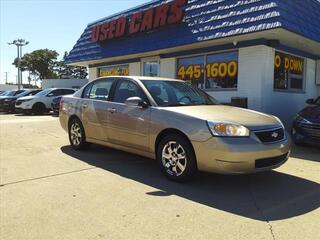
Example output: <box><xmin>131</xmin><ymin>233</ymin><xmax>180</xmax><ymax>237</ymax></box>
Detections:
<box><xmin>32</xmin><ymin>102</ymin><xmax>46</xmax><ymax>115</ymax></box>
<box><xmin>68</xmin><ymin>118</ymin><xmax>88</xmax><ymax>150</ymax></box>
<box><xmin>157</xmin><ymin>134</ymin><xmax>197</xmax><ymax>182</ymax></box>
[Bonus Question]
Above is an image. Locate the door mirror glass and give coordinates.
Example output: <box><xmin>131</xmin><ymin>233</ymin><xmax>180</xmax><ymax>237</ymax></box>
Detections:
<box><xmin>306</xmin><ymin>98</ymin><xmax>314</xmax><ymax>104</ymax></box>
<box><xmin>125</xmin><ymin>97</ymin><xmax>148</xmax><ymax>108</ymax></box>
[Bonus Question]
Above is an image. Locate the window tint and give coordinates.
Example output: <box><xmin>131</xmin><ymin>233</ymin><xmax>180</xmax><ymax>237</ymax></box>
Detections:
<box><xmin>49</xmin><ymin>89</ymin><xmax>63</xmax><ymax>97</ymax></box>
<box><xmin>14</xmin><ymin>90</ymin><xmax>25</xmax><ymax>96</ymax></box>
<box><xmin>113</xmin><ymin>80</ymin><xmax>147</xmax><ymax>103</ymax></box>
<box><xmin>88</xmin><ymin>79</ymin><xmax>114</xmax><ymax>101</ymax></box>
<box><xmin>63</xmin><ymin>89</ymin><xmax>75</xmax><ymax>95</ymax></box>
<box><xmin>142</xmin><ymin>80</ymin><xmax>219</xmax><ymax>107</ymax></box>
<box><xmin>82</xmin><ymin>83</ymin><xmax>92</xmax><ymax>98</ymax></box>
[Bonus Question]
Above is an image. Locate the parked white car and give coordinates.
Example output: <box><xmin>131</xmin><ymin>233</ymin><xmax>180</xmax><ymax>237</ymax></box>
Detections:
<box><xmin>15</xmin><ymin>88</ymin><xmax>76</xmax><ymax>114</ymax></box>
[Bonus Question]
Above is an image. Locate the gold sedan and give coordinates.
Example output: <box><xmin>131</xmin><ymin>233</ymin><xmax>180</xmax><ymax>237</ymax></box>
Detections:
<box><xmin>59</xmin><ymin>76</ymin><xmax>291</xmax><ymax>181</ymax></box>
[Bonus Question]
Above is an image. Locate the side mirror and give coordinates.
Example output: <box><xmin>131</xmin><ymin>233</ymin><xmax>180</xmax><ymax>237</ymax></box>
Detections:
<box><xmin>306</xmin><ymin>98</ymin><xmax>314</xmax><ymax>105</ymax></box>
<box><xmin>47</xmin><ymin>93</ymin><xmax>54</xmax><ymax>97</ymax></box>
<box><xmin>125</xmin><ymin>97</ymin><xmax>148</xmax><ymax>108</ymax></box>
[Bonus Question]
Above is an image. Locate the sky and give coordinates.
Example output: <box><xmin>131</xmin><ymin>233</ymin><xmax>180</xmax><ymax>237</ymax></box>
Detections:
<box><xmin>0</xmin><ymin>0</ymin><xmax>149</xmax><ymax>84</ymax></box>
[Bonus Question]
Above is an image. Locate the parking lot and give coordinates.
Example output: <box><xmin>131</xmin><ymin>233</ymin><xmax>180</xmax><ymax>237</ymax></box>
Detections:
<box><xmin>0</xmin><ymin>113</ymin><xmax>319</xmax><ymax>240</ymax></box>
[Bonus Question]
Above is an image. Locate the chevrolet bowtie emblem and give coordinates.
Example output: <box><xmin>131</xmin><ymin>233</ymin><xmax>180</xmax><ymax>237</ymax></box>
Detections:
<box><xmin>271</xmin><ymin>132</ymin><xmax>279</xmax><ymax>138</ymax></box>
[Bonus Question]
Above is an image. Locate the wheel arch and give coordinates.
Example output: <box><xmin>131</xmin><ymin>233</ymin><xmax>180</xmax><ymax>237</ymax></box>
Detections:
<box><xmin>155</xmin><ymin>128</ymin><xmax>195</xmax><ymax>156</ymax></box>
<box><xmin>68</xmin><ymin>114</ymin><xmax>81</xmax><ymax>129</ymax></box>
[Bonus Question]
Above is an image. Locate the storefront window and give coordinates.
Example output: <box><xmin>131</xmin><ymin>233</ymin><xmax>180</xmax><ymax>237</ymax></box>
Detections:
<box><xmin>177</xmin><ymin>56</ymin><xmax>205</xmax><ymax>88</ymax></box>
<box><xmin>177</xmin><ymin>52</ymin><xmax>238</xmax><ymax>89</ymax></box>
<box><xmin>274</xmin><ymin>51</ymin><xmax>304</xmax><ymax>91</ymax></box>
<box><xmin>97</xmin><ymin>64</ymin><xmax>129</xmax><ymax>77</ymax></box>
<box><xmin>205</xmin><ymin>52</ymin><xmax>238</xmax><ymax>89</ymax></box>
<box><xmin>143</xmin><ymin>61</ymin><xmax>159</xmax><ymax>76</ymax></box>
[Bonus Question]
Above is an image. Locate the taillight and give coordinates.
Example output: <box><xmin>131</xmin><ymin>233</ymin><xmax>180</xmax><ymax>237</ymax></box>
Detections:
<box><xmin>59</xmin><ymin>99</ymin><xmax>64</xmax><ymax>110</ymax></box>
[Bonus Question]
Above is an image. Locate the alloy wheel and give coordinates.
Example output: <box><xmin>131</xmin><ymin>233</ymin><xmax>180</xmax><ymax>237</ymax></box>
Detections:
<box><xmin>70</xmin><ymin>122</ymin><xmax>82</xmax><ymax>146</ymax></box>
<box><xmin>161</xmin><ymin>141</ymin><xmax>187</xmax><ymax>176</ymax></box>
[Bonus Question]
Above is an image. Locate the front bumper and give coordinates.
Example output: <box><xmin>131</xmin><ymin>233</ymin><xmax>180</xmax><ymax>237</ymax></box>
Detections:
<box><xmin>1</xmin><ymin>101</ymin><xmax>15</xmax><ymax>112</ymax></box>
<box><xmin>192</xmin><ymin>132</ymin><xmax>291</xmax><ymax>174</ymax></box>
<box><xmin>292</xmin><ymin>121</ymin><xmax>320</xmax><ymax>147</ymax></box>
<box><xmin>15</xmin><ymin>101</ymin><xmax>33</xmax><ymax>110</ymax></box>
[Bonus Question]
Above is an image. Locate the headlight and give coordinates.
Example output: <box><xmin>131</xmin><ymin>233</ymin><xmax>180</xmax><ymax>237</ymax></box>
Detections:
<box><xmin>295</xmin><ymin>115</ymin><xmax>312</xmax><ymax>124</ymax></box>
<box><xmin>18</xmin><ymin>99</ymin><xmax>30</xmax><ymax>103</ymax></box>
<box><xmin>207</xmin><ymin>121</ymin><xmax>250</xmax><ymax>137</ymax></box>
<box><xmin>4</xmin><ymin>99</ymin><xmax>12</xmax><ymax>102</ymax></box>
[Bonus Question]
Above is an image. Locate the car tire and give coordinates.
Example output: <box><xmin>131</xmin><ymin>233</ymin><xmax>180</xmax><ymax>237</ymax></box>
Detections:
<box><xmin>157</xmin><ymin>134</ymin><xmax>197</xmax><ymax>182</ymax></box>
<box><xmin>32</xmin><ymin>102</ymin><xmax>46</xmax><ymax>115</ymax></box>
<box><xmin>68</xmin><ymin>118</ymin><xmax>88</xmax><ymax>150</ymax></box>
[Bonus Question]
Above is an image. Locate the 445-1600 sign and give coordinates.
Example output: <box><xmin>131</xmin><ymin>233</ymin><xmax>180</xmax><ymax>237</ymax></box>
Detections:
<box><xmin>177</xmin><ymin>61</ymin><xmax>237</xmax><ymax>80</ymax></box>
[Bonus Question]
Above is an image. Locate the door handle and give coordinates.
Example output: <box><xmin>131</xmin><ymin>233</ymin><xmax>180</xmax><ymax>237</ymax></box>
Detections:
<box><xmin>81</xmin><ymin>103</ymin><xmax>88</xmax><ymax>109</ymax></box>
<box><xmin>107</xmin><ymin>108</ymin><xmax>116</xmax><ymax>113</ymax></box>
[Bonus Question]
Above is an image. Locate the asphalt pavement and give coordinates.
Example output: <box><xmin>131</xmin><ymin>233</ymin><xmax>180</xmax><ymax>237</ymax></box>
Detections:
<box><xmin>0</xmin><ymin>113</ymin><xmax>319</xmax><ymax>240</ymax></box>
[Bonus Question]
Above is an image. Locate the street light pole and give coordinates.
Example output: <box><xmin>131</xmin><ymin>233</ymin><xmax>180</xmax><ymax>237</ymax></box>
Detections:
<box><xmin>8</xmin><ymin>39</ymin><xmax>29</xmax><ymax>90</ymax></box>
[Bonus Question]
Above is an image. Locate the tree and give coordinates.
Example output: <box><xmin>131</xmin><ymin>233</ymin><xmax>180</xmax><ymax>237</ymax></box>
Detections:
<box><xmin>14</xmin><ymin>49</ymin><xmax>59</xmax><ymax>80</ymax></box>
<box><xmin>54</xmin><ymin>52</ymin><xmax>88</xmax><ymax>79</ymax></box>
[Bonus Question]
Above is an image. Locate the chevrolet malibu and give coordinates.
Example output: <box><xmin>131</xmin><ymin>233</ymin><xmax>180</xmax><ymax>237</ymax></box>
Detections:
<box><xmin>59</xmin><ymin>76</ymin><xmax>291</xmax><ymax>181</ymax></box>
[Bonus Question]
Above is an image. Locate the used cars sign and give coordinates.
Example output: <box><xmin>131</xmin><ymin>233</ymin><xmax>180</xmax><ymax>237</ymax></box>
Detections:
<box><xmin>91</xmin><ymin>0</ymin><xmax>187</xmax><ymax>43</ymax></box>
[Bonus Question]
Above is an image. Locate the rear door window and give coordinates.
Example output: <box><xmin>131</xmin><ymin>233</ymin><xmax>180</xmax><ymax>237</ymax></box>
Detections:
<box><xmin>88</xmin><ymin>79</ymin><xmax>114</xmax><ymax>101</ymax></box>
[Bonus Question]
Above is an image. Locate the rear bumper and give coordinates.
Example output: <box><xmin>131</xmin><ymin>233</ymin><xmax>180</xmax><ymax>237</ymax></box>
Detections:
<box><xmin>192</xmin><ymin>133</ymin><xmax>291</xmax><ymax>174</ymax></box>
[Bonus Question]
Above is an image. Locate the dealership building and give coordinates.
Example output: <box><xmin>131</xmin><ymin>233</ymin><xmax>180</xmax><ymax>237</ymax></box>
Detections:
<box><xmin>65</xmin><ymin>0</ymin><xmax>320</xmax><ymax>125</ymax></box>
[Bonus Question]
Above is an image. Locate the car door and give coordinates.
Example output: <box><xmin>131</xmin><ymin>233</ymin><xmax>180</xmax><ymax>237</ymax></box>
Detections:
<box><xmin>106</xmin><ymin>78</ymin><xmax>151</xmax><ymax>151</ymax></box>
<box><xmin>80</xmin><ymin>78</ymin><xmax>115</xmax><ymax>141</ymax></box>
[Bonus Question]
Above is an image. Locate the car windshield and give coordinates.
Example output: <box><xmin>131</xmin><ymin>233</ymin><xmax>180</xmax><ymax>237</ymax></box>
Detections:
<box><xmin>16</xmin><ymin>90</ymin><xmax>31</xmax><ymax>97</ymax></box>
<box><xmin>142</xmin><ymin>80</ymin><xmax>219</xmax><ymax>107</ymax></box>
<box><xmin>34</xmin><ymin>89</ymin><xmax>51</xmax><ymax>97</ymax></box>
<box><xmin>0</xmin><ymin>91</ymin><xmax>10</xmax><ymax>96</ymax></box>
<box><xmin>4</xmin><ymin>91</ymin><xmax>16</xmax><ymax>96</ymax></box>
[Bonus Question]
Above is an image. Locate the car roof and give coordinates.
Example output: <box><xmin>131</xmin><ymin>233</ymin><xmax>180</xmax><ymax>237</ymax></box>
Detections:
<box><xmin>95</xmin><ymin>76</ymin><xmax>183</xmax><ymax>82</ymax></box>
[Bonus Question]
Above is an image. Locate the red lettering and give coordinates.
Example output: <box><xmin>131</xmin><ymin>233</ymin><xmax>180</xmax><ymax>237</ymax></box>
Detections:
<box><xmin>140</xmin><ymin>9</ymin><xmax>154</xmax><ymax>32</ymax></box>
<box><xmin>115</xmin><ymin>17</ymin><xmax>126</xmax><ymax>38</ymax></box>
<box><xmin>108</xmin><ymin>20</ymin><xmax>116</xmax><ymax>39</ymax></box>
<box><xmin>129</xmin><ymin>12</ymin><xmax>142</xmax><ymax>34</ymax></box>
<box><xmin>99</xmin><ymin>23</ymin><xmax>109</xmax><ymax>41</ymax></box>
<box><xmin>168</xmin><ymin>0</ymin><xmax>187</xmax><ymax>25</ymax></box>
<box><xmin>91</xmin><ymin>25</ymin><xmax>100</xmax><ymax>43</ymax></box>
<box><xmin>92</xmin><ymin>0</ymin><xmax>187</xmax><ymax>43</ymax></box>
<box><xmin>153</xmin><ymin>4</ymin><xmax>169</xmax><ymax>28</ymax></box>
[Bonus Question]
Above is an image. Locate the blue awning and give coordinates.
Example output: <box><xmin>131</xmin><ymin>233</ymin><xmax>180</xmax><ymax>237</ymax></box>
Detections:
<box><xmin>65</xmin><ymin>0</ymin><xmax>320</xmax><ymax>65</ymax></box>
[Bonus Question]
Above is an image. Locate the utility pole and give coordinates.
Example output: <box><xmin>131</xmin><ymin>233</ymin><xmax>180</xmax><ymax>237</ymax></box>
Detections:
<box><xmin>4</xmin><ymin>72</ymin><xmax>9</xmax><ymax>84</ymax></box>
<box><xmin>8</xmin><ymin>39</ymin><xmax>29</xmax><ymax>90</ymax></box>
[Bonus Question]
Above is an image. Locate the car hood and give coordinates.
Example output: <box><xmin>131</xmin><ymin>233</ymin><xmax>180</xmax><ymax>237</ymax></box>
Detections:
<box><xmin>17</xmin><ymin>96</ymin><xmax>38</xmax><ymax>101</ymax></box>
<box><xmin>299</xmin><ymin>105</ymin><xmax>320</xmax><ymax>123</ymax></box>
<box><xmin>0</xmin><ymin>96</ymin><xmax>16</xmax><ymax>100</ymax></box>
<box><xmin>164</xmin><ymin>105</ymin><xmax>281</xmax><ymax>130</ymax></box>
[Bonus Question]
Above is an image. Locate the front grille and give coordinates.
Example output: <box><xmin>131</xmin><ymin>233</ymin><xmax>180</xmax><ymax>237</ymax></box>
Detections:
<box><xmin>299</xmin><ymin>123</ymin><xmax>320</xmax><ymax>138</ymax></box>
<box><xmin>254</xmin><ymin>128</ymin><xmax>285</xmax><ymax>143</ymax></box>
<box><xmin>255</xmin><ymin>153</ymin><xmax>289</xmax><ymax>168</ymax></box>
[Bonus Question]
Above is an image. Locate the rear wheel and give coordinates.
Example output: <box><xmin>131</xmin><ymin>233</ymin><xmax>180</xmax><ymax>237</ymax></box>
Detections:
<box><xmin>157</xmin><ymin>134</ymin><xmax>197</xmax><ymax>182</ymax></box>
<box><xmin>68</xmin><ymin>118</ymin><xmax>88</xmax><ymax>150</ymax></box>
<box><xmin>32</xmin><ymin>102</ymin><xmax>46</xmax><ymax>115</ymax></box>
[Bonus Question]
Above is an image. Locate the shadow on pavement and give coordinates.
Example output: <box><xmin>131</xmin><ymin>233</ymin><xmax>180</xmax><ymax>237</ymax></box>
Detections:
<box><xmin>291</xmin><ymin>145</ymin><xmax>320</xmax><ymax>163</ymax></box>
<box><xmin>61</xmin><ymin>144</ymin><xmax>320</xmax><ymax>221</ymax></box>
